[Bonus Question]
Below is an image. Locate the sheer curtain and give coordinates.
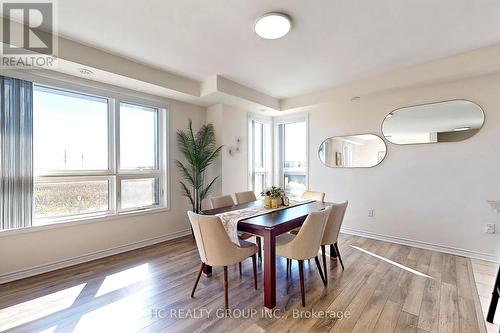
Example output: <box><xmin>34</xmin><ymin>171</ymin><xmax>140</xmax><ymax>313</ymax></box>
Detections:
<box><xmin>0</xmin><ymin>76</ymin><xmax>33</xmax><ymax>230</ymax></box>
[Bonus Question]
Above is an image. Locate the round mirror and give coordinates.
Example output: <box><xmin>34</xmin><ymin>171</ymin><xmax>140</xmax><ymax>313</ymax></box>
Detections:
<box><xmin>318</xmin><ymin>134</ymin><xmax>387</xmax><ymax>168</ymax></box>
<box><xmin>382</xmin><ymin>100</ymin><xmax>485</xmax><ymax>145</ymax></box>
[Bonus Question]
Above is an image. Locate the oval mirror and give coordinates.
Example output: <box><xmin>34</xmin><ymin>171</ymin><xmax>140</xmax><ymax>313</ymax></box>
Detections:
<box><xmin>318</xmin><ymin>134</ymin><xmax>387</xmax><ymax>168</ymax></box>
<box><xmin>382</xmin><ymin>100</ymin><xmax>484</xmax><ymax>145</ymax></box>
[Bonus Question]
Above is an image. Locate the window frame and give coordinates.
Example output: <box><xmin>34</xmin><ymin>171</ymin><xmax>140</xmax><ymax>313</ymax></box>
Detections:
<box><xmin>31</xmin><ymin>80</ymin><xmax>169</xmax><ymax>226</ymax></box>
<box><xmin>248</xmin><ymin>114</ymin><xmax>273</xmax><ymax>195</ymax></box>
<box><xmin>273</xmin><ymin>114</ymin><xmax>309</xmax><ymax>197</ymax></box>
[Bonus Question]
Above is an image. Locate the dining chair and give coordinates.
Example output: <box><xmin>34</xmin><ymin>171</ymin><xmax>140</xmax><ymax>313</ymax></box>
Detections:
<box><xmin>210</xmin><ymin>194</ymin><xmax>235</xmax><ymax>209</ymax></box>
<box><xmin>234</xmin><ymin>191</ymin><xmax>257</xmax><ymax>204</ymax></box>
<box><xmin>301</xmin><ymin>191</ymin><xmax>325</xmax><ymax>202</ymax></box>
<box><xmin>188</xmin><ymin>211</ymin><xmax>258</xmax><ymax>310</ymax></box>
<box><xmin>289</xmin><ymin>190</ymin><xmax>326</xmax><ymax>234</ymax></box>
<box><xmin>276</xmin><ymin>206</ymin><xmax>331</xmax><ymax>307</ymax></box>
<box><xmin>320</xmin><ymin>201</ymin><xmax>348</xmax><ymax>281</ymax></box>
<box><xmin>234</xmin><ymin>191</ymin><xmax>262</xmax><ymax>260</ymax></box>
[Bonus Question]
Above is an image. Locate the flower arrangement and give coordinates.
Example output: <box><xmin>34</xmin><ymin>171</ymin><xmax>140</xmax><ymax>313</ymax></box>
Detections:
<box><xmin>261</xmin><ymin>186</ymin><xmax>285</xmax><ymax>208</ymax></box>
<box><xmin>260</xmin><ymin>186</ymin><xmax>284</xmax><ymax>198</ymax></box>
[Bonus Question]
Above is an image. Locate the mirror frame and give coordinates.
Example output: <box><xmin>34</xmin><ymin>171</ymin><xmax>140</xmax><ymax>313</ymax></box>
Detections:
<box><xmin>318</xmin><ymin>133</ymin><xmax>388</xmax><ymax>169</ymax></box>
<box><xmin>381</xmin><ymin>99</ymin><xmax>485</xmax><ymax>146</ymax></box>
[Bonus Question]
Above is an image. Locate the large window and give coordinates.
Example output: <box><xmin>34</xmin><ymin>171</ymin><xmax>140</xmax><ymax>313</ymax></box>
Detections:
<box><xmin>248</xmin><ymin>117</ymin><xmax>272</xmax><ymax>195</ymax></box>
<box><xmin>276</xmin><ymin>119</ymin><xmax>308</xmax><ymax>197</ymax></box>
<box><xmin>32</xmin><ymin>84</ymin><xmax>166</xmax><ymax>226</ymax></box>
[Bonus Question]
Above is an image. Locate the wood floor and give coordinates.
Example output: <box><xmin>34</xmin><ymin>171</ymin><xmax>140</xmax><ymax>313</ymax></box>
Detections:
<box><xmin>0</xmin><ymin>234</ymin><xmax>489</xmax><ymax>333</ymax></box>
<box><xmin>471</xmin><ymin>259</ymin><xmax>500</xmax><ymax>333</ymax></box>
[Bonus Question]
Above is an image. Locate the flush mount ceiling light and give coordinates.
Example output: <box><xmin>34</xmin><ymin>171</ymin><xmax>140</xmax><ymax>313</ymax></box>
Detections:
<box><xmin>255</xmin><ymin>13</ymin><xmax>291</xmax><ymax>39</ymax></box>
<box><xmin>454</xmin><ymin>127</ymin><xmax>471</xmax><ymax>131</ymax></box>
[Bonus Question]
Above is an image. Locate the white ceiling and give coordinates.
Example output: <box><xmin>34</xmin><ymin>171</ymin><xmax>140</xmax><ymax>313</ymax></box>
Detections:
<box><xmin>56</xmin><ymin>0</ymin><xmax>500</xmax><ymax>99</ymax></box>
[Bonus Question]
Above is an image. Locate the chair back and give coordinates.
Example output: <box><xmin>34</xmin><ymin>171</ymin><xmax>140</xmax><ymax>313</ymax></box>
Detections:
<box><xmin>301</xmin><ymin>191</ymin><xmax>325</xmax><ymax>202</ymax></box>
<box><xmin>288</xmin><ymin>206</ymin><xmax>331</xmax><ymax>260</ymax></box>
<box><xmin>235</xmin><ymin>191</ymin><xmax>257</xmax><ymax>204</ymax></box>
<box><xmin>187</xmin><ymin>211</ymin><xmax>239</xmax><ymax>266</ymax></box>
<box><xmin>322</xmin><ymin>201</ymin><xmax>348</xmax><ymax>246</ymax></box>
<box><xmin>210</xmin><ymin>195</ymin><xmax>235</xmax><ymax>209</ymax></box>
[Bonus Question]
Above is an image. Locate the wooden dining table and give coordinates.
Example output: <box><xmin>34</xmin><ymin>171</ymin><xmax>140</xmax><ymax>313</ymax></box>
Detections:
<box><xmin>201</xmin><ymin>200</ymin><xmax>329</xmax><ymax>309</ymax></box>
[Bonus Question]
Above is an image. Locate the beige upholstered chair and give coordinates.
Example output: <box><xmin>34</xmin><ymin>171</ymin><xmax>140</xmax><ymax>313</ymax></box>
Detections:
<box><xmin>301</xmin><ymin>191</ymin><xmax>325</xmax><ymax>202</ymax></box>
<box><xmin>321</xmin><ymin>201</ymin><xmax>348</xmax><ymax>281</ymax></box>
<box><xmin>234</xmin><ymin>191</ymin><xmax>257</xmax><ymax>204</ymax></box>
<box><xmin>188</xmin><ymin>211</ymin><xmax>258</xmax><ymax>310</ymax></box>
<box><xmin>210</xmin><ymin>195</ymin><xmax>235</xmax><ymax>209</ymax></box>
<box><xmin>289</xmin><ymin>190</ymin><xmax>327</xmax><ymax>234</ymax></box>
<box><xmin>234</xmin><ymin>191</ymin><xmax>262</xmax><ymax>259</ymax></box>
<box><xmin>276</xmin><ymin>207</ymin><xmax>331</xmax><ymax>306</ymax></box>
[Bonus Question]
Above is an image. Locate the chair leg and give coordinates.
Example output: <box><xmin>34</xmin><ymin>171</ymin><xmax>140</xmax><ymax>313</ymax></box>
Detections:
<box><xmin>321</xmin><ymin>245</ymin><xmax>327</xmax><ymax>283</ymax></box>
<box><xmin>314</xmin><ymin>256</ymin><xmax>327</xmax><ymax>286</ymax></box>
<box><xmin>191</xmin><ymin>263</ymin><xmax>205</xmax><ymax>297</ymax></box>
<box><xmin>298</xmin><ymin>260</ymin><xmax>306</xmax><ymax>307</ymax></box>
<box><xmin>223</xmin><ymin>266</ymin><xmax>229</xmax><ymax>311</ymax></box>
<box><xmin>252</xmin><ymin>254</ymin><xmax>257</xmax><ymax>290</ymax></box>
<box><xmin>330</xmin><ymin>244</ymin><xmax>337</xmax><ymax>259</ymax></box>
<box><xmin>286</xmin><ymin>258</ymin><xmax>291</xmax><ymax>278</ymax></box>
<box><xmin>334</xmin><ymin>243</ymin><xmax>344</xmax><ymax>270</ymax></box>
<box><xmin>256</xmin><ymin>237</ymin><xmax>262</xmax><ymax>260</ymax></box>
<box><xmin>239</xmin><ymin>262</ymin><xmax>242</xmax><ymax>277</ymax></box>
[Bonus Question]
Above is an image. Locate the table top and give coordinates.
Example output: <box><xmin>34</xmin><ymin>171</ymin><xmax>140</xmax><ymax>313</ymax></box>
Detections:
<box><xmin>202</xmin><ymin>200</ymin><xmax>329</xmax><ymax>229</ymax></box>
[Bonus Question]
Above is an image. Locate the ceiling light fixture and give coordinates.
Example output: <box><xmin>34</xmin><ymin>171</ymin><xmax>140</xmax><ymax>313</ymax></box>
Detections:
<box><xmin>255</xmin><ymin>13</ymin><xmax>291</xmax><ymax>39</ymax></box>
<box><xmin>453</xmin><ymin>127</ymin><xmax>471</xmax><ymax>131</ymax></box>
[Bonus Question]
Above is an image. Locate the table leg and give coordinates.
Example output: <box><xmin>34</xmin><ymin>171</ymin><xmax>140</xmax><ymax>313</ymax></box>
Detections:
<box><xmin>203</xmin><ymin>264</ymin><xmax>212</xmax><ymax>276</ymax></box>
<box><xmin>263</xmin><ymin>230</ymin><xmax>276</xmax><ymax>309</ymax></box>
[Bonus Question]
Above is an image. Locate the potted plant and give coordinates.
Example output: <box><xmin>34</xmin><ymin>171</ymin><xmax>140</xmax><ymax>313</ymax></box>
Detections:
<box><xmin>176</xmin><ymin>119</ymin><xmax>223</xmax><ymax>213</ymax></box>
<box><xmin>261</xmin><ymin>189</ymin><xmax>272</xmax><ymax>208</ymax></box>
<box><xmin>261</xmin><ymin>186</ymin><xmax>285</xmax><ymax>209</ymax></box>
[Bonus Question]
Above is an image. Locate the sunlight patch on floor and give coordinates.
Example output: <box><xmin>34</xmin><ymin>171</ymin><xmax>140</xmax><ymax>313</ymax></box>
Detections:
<box><xmin>74</xmin><ymin>290</ymin><xmax>150</xmax><ymax>333</ymax></box>
<box><xmin>0</xmin><ymin>283</ymin><xmax>87</xmax><ymax>331</ymax></box>
<box><xmin>96</xmin><ymin>263</ymin><xmax>150</xmax><ymax>297</ymax></box>
<box><xmin>351</xmin><ymin>245</ymin><xmax>432</xmax><ymax>278</ymax></box>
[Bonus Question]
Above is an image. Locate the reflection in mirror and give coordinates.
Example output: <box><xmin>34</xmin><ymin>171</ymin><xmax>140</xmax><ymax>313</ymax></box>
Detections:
<box><xmin>318</xmin><ymin>134</ymin><xmax>387</xmax><ymax>168</ymax></box>
<box><xmin>382</xmin><ymin>100</ymin><xmax>484</xmax><ymax>145</ymax></box>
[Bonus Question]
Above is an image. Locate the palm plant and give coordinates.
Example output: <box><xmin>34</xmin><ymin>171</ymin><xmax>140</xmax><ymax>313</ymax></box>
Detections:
<box><xmin>176</xmin><ymin>119</ymin><xmax>223</xmax><ymax>213</ymax></box>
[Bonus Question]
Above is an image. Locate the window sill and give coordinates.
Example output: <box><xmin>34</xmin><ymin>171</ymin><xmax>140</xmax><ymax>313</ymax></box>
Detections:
<box><xmin>0</xmin><ymin>206</ymin><xmax>172</xmax><ymax>238</ymax></box>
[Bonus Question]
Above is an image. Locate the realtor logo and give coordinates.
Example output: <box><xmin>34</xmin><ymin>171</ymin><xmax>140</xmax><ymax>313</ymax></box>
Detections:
<box><xmin>1</xmin><ymin>1</ymin><xmax>57</xmax><ymax>68</ymax></box>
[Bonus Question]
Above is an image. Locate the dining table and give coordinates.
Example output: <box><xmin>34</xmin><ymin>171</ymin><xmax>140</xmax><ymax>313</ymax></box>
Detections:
<box><xmin>201</xmin><ymin>200</ymin><xmax>329</xmax><ymax>309</ymax></box>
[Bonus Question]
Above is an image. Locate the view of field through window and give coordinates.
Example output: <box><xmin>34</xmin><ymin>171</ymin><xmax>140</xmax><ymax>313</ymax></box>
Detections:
<box><xmin>33</xmin><ymin>181</ymin><xmax>109</xmax><ymax>222</ymax></box>
<box><xmin>33</xmin><ymin>85</ymin><xmax>162</xmax><ymax>222</ymax></box>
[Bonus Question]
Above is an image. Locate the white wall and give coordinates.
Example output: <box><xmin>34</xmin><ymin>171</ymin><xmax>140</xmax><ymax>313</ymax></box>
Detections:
<box><xmin>207</xmin><ymin>104</ymin><xmax>249</xmax><ymax>199</ymax></box>
<box><xmin>308</xmin><ymin>73</ymin><xmax>500</xmax><ymax>261</ymax></box>
<box><xmin>0</xmin><ymin>99</ymin><xmax>205</xmax><ymax>282</ymax></box>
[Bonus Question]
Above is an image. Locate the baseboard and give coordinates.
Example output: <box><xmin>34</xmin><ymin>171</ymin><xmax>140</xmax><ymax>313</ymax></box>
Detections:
<box><xmin>341</xmin><ymin>227</ymin><xmax>500</xmax><ymax>263</ymax></box>
<box><xmin>0</xmin><ymin>229</ymin><xmax>192</xmax><ymax>284</ymax></box>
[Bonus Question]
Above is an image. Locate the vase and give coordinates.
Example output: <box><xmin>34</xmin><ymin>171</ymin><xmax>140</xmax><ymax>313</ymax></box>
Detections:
<box><xmin>264</xmin><ymin>196</ymin><xmax>272</xmax><ymax>208</ymax></box>
<box><xmin>271</xmin><ymin>197</ymin><xmax>280</xmax><ymax>209</ymax></box>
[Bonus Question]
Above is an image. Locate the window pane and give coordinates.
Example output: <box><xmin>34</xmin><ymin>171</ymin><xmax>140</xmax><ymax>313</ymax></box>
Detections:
<box><xmin>283</xmin><ymin>121</ymin><xmax>307</xmax><ymax>196</ymax></box>
<box><xmin>254</xmin><ymin>122</ymin><xmax>264</xmax><ymax>169</ymax></box>
<box><xmin>255</xmin><ymin>173</ymin><xmax>265</xmax><ymax>195</ymax></box>
<box><xmin>120</xmin><ymin>103</ymin><xmax>158</xmax><ymax>170</ymax></box>
<box><xmin>121</xmin><ymin>178</ymin><xmax>160</xmax><ymax>209</ymax></box>
<box><xmin>33</xmin><ymin>85</ymin><xmax>109</xmax><ymax>172</ymax></box>
<box><xmin>284</xmin><ymin>122</ymin><xmax>307</xmax><ymax>171</ymax></box>
<box><xmin>34</xmin><ymin>180</ymin><xmax>109</xmax><ymax>221</ymax></box>
<box><xmin>284</xmin><ymin>173</ymin><xmax>307</xmax><ymax>197</ymax></box>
